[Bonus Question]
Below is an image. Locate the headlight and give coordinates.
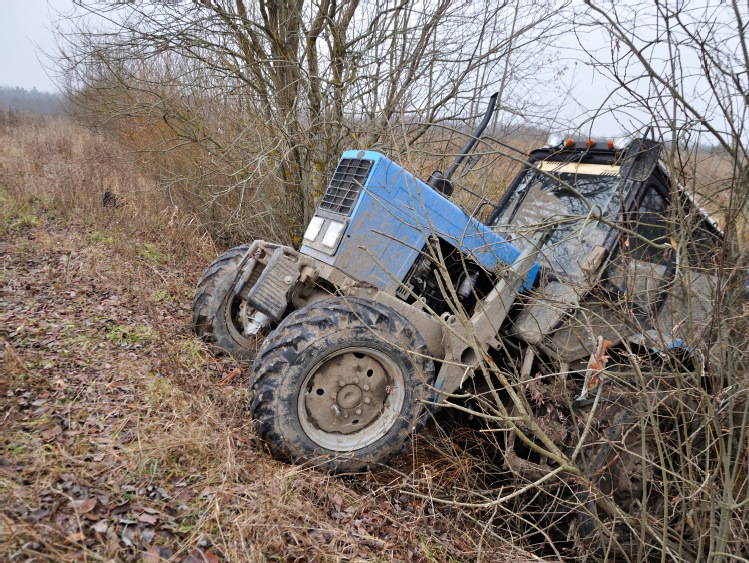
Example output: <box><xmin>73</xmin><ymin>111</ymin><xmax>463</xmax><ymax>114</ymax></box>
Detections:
<box><xmin>546</xmin><ymin>132</ymin><xmax>566</xmax><ymax>148</ymax></box>
<box><xmin>322</xmin><ymin>220</ymin><xmax>345</xmax><ymax>249</ymax></box>
<box><xmin>303</xmin><ymin>216</ymin><xmax>325</xmax><ymax>243</ymax></box>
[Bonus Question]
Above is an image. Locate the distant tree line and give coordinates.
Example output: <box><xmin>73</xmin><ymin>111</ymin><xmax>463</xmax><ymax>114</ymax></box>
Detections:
<box><xmin>0</xmin><ymin>86</ymin><xmax>63</xmax><ymax>116</ymax></box>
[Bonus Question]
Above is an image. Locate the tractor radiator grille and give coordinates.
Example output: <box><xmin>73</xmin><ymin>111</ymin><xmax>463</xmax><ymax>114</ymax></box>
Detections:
<box><xmin>319</xmin><ymin>158</ymin><xmax>373</xmax><ymax>216</ymax></box>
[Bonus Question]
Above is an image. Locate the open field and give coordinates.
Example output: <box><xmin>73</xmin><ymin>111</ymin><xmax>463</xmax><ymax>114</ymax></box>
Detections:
<box><xmin>0</xmin><ymin>116</ymin><xmax>537</xmax><ymax>562</ymax></box>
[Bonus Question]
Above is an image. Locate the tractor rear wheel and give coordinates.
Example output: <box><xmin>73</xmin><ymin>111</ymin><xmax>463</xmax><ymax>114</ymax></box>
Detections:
<box><xmin>250</xmin><ymin>297</ymin><xmax>435</xmax><ymax>472</ymax></box>
<box><xmin>576</xmin><ymin>387</ymin><xmax>700</xmax><ymax>560</ymax></box>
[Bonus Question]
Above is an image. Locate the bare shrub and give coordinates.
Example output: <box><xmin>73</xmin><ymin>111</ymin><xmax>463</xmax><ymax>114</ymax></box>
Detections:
<box><xmin>54</xmin><ymin>1</ymin><xmax>569</xmax><ymax>246</ymax></box>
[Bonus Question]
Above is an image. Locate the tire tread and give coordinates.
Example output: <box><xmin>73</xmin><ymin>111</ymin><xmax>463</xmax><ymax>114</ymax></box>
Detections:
<box><xmin>250</xmin><ymin>297</ymin><xmax>434</xmax><ymax>471</ymax></box>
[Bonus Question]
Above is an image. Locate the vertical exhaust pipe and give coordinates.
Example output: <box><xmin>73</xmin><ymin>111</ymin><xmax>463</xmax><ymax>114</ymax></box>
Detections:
<box><xmin>428</xmin><ymin>92</ymin><xmax>498</xmax><ymax>197</ymax></box>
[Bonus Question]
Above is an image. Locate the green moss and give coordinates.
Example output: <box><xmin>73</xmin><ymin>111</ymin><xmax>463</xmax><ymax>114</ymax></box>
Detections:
<box><xmin>88</xmin><ymin>231</ymin><xmax>115</xmax><ymax>245</ymax></box>
<box><xmin>133</xmin><ymin>242</ymin><xmax>167</xmax><ymax>265</ymax></box>
<box><xmin>106</xmin><ymin>324</ymin><xmax>156</xmax><ymax>346</ymax></box>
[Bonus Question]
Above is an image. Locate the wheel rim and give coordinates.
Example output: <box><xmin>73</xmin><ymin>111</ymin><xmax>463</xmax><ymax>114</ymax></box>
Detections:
<box><xmin>298</xmin><ymin>346</ymin><xmax>406</xmax><ymax>451</ymax></box>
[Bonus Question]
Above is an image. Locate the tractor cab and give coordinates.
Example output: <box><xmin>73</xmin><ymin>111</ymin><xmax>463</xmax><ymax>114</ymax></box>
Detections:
<box><xmin>486</xmin><ymin>133</ymin><xmax>722</xmax><ymax>363</ymax></box>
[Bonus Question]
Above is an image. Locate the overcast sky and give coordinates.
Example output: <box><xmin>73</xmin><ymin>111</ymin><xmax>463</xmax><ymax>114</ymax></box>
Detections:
<box><xmin>0</xmin><ymin>1</ymin><xmax>70</xmax><ymax>91</ymax></box>
<box><xmin>0</xmin><ymin>1</ymin><xmax>617</xmax><ymax>132</ymax></box>
<box><xmin>0</xmin><ymin>1</ymin><xmax>726</xmax><ymax>142</ymax></box>
<box><xmin>0</xmin><ymin>1</ymin><xmax>622</xmax><ymax>135</ymax></box>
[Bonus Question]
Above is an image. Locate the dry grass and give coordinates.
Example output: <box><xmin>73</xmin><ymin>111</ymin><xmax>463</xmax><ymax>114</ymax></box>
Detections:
<box><xmin>6</xmin><ymin>112</ymin><xmax>745</xmax><ymax>562</ymax></box>
<box><xmin>0</xmin><ymin>114</ymin><xmax>542</xmax><ymax>561</ymax></box>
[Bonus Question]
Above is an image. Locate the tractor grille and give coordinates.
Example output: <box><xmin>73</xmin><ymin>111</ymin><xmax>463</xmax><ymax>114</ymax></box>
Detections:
<box><xmin>319</xmin><ymin>158</ymin><xmax>373</xmax><ymax>216</ymax></box>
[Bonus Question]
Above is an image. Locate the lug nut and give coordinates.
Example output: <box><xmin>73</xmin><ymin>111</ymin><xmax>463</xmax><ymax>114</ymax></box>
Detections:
<box><xmin>355</xmin><ymin>409</ymin><xmax>362</xmax><ymax>415</ymax></box>
<box><xmin>339</xmin><ymin>380</ymin><xmax>346</xmax><ymax>387</ymax></box>
<box><xmin>354</xmin><ymin>377</ymin><xmax>360</xmax><ymax>384</ymax></box>
<box><xmin>342</xmin><ymin>412</ymin><xmax>349</xmax><ymax>419</ymax></box>
<box><xmin>364</xmin><ymin>398</ymin><xmax>371</xmax><ymax>404</ymax></box>
<box><xmin>284</xmin><ymin>275</ymin><xmax>293</xmax><ymax>284</ymax></box>
<box><xmin>363</xmin><ymin>384</ymin><xmax>370</xmax><ymax>391</ymax></box>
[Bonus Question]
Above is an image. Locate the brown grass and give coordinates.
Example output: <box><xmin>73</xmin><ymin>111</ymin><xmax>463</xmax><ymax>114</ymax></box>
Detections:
<box><xmin>0</xmin><ymin>114</ymin><xmax>542</xmax><ymax>561</ymax></box>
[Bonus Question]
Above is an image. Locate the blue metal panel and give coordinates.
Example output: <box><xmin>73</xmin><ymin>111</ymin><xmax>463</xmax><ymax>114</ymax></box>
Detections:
<box><xmin>301</xmin><ymin>151</ymin><xmax>539</xmax><ymax>292</ymax></box>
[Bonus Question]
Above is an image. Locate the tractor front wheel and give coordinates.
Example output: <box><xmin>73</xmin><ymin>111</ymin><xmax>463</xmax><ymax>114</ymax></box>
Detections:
<box><xmin>250</xmin><ymin>297</ymin><xmax>435</xmax><ymax>472</ymax></box>
<box><xmin>192</xmin><ymin>244</ymin><xmax>263</xmax><ymax>360</ymax></box>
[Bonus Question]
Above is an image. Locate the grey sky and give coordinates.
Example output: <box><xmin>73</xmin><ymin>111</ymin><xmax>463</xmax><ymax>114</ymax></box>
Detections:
<box><xmin>0</xmin><ymin>1</ymin><xmax>729</xmax><ymax>144</ymax></box>
<box><xmin>0</xmin><ymin>0</ymin><xmax>69</xmax><ymax>91</ymax></box>
<box><xmin>0</xmin><ymin>1</ymin><xmax>622</xmax><ymax>134</ymax></box>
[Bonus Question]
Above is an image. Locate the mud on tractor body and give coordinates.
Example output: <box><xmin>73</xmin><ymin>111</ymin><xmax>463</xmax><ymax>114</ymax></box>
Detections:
<box><xmin>193</xmin><ymin>96</ymin><xmax>724</xmax><ymax>555</ymax></box>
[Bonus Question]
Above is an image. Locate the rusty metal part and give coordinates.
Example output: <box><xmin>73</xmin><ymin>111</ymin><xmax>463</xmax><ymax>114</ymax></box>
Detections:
<box><xmin>298</xmin><ymin>346</ymin><xmax>406</xmax><ymax>451</ymax></box>
<box><xmin>577</xmin><ymin>336</ymin><xmax>613</xmax><ymax>402</ymax></box>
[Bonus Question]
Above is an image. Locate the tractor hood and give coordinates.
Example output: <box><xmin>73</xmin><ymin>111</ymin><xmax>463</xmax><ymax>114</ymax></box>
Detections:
<box><xmin>300</xmin><ymin>150</ymin><xmax>539</xmax><ymax>294</ymax></box>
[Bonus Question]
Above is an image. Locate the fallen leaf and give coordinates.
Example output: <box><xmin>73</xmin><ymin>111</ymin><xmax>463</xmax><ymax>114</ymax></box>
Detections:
<box><xmin>92</xmin><ymin>520</ymin><xmax>108</xmax><ymax>534</ymax></box>
<box><xmin>65</xmin><ymin>532</ymin><xmax>86</xmax><ymax>543</ymax></box>
<box><xmin>110</xmin><ymin>501</ymin><xmax>130</xmax><ymax>515</ymax></box>
<box><xmin>29</xmin><ymin>508</ymin><xmax>51</xmax><ymax>521</ymax></box>
<box><xmin>331</xmin><ymin>493</ymin><xmax>343</xmax><ymax>511</ymax></box>
<box><xmin>200</xmin><ymin>486</ymin><xmax>216</xmax><ymax>498</ymax></box>
<box><xmin>143</xmin><ymin>545</ymin><xmax>161</xmax><ymax>563</ymax></box>
<box><xmin>74</xmin><ymin>498</ymin><xmax>97</xmax><ymax>514</ymax></box>
<box><xmin>138</xmin><ymin>512</ymin><xmax>158</xmax><ymax>525</ymax></box>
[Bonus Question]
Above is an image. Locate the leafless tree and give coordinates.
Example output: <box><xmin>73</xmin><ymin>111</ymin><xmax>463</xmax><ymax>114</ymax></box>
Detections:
<box><xmin>55</xmin><ymin>0</ymin><xmax>568</xmax><ymax>244</ymax></box>
<box><xmin>391</xmin><ymin>3</ymin><xmax>749</xmax><ymax>561</ymax></box>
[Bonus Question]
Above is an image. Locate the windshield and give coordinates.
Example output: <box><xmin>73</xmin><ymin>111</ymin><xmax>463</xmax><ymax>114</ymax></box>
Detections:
<box><xmin>491</xmin><ymin>162</ymin><xmax>622</xmax><ymax>283</ymax></box>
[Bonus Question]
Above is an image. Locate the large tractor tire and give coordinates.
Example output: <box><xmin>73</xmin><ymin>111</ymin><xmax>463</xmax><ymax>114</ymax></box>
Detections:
<box><xmin>576</xmin><ymin>408</ymin><xmax>657</xmax><ymax>557</ymax></box>
<box><xmin>192</xmin><ymin>244</ymin><xmax>260</xmax><ymax>360</ymax></box>
<box><xmin>250</xmin><ymin>297</ymin><xmax>435</xmax><ymax>472</ymax></box>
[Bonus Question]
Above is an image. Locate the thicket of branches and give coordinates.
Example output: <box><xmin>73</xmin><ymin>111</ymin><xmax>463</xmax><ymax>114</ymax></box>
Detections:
<box><xmin>56</xmin><ymin>0</ymin><xmax>565</xmax><ymax>245</ymax></box>
<box><xmin>415</xmin><ymin>2</ymin><xmax>749</xmax><ymax>561</ymax></box>
<box><xmin>53</xmin><ymin>1</ymin><xmax>749</xmax><ymax>561</ymax></box>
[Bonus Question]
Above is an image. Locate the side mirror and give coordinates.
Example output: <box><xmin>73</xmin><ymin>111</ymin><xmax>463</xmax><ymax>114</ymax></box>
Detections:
<box><xmin>620</xmin><ymin>138</ymin><xmax>662</xmax><ymax>182</ymax></box>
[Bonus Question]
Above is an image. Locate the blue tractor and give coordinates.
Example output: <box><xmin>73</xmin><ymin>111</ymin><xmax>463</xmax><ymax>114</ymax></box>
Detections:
<box><xmin>193</xmin><ymin>96</ymin><xmax>724</xmax><ymax>516</ymax></box>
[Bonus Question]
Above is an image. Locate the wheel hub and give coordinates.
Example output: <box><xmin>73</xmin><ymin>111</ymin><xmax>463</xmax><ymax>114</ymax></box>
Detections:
<box><xmin>303</xmin><ymin>349</ymin><xmax>393</xmax><ymax>436</ymax></box>
<box><xmin>337</xmin><ymin>384</ymin><xmax>363</xmax><ymax>409</ymax></box>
